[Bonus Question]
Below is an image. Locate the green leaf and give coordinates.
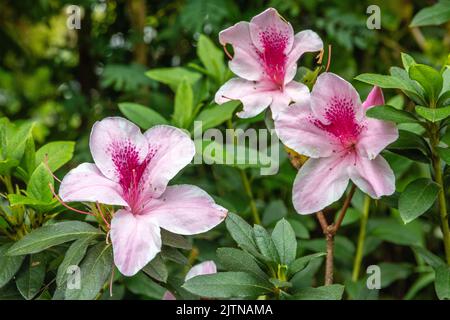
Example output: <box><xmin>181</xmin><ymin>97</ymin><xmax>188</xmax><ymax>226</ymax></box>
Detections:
<box><xmin>435</xmin><ymin>265</ymin><xmax>450</xmax><ymax>300</ymax></box>
<box><xmin>27</xmin><ymin>163</ymin><xmax>54</xmax><ymax>203</ymax></box>
<box><xmin>271</xmin><ymin>219</ymin><xmax>297</xmax><ymax>265</ymax></box>
<box><xmin>142</xmin><ymin>254</ymin><xmax>168</xmax><ymax>283</ymax></box>
<box><xmin>101</xmin><ymin>63</ymin><xmax>152</xmax><ymax>92</ymax></box>
<box><xmin>173</xmin><ymin>80</ymin><xmax>194</xmax><ymax>129</ymax></box>
<box><xmin>35</xmin><ymin>141</ymin><xmax>75</xmax><ymax>172</ymax></box>
<box><xmin>410</xmin><ymin>1</ymin><xmax>450</xmax><ymax>27</ymax></box>
<box><xmin>160</xmin><ymin>229</ymin><xmax>192</xmax><ymax>250</ymax></box>
<box><xmin>387</xmin><ymin>130</ymin><xmax>431</xmax><ymax>163</ymax></box>
<box><xmin>262</xmin><ymin>200</ymin><xmax>287</xmax><ymax>226</ymax></box>
<box><xmin>197</xmin><ymin>34</ymin><xmax>226</xmax><ymax>82</ymax></box>
<box><xmin>199</xmin><ymin>140</ymin><xmax>278</xmax><ymax>171</ymax></box>
<box><xmin>118</xmin><ymin>102</ymin><xmax>168</xmax><ymax>130</ymax></box>
<box><xmin>56</xmin><ymin>236</ymin><xmax>95</xmax><ymax>287</ymax></box>
<box><xmin>225</xmin><ymin>213</ymin><xmax>259</xmax><ymax>256</ymax></box>
<box><xmin>124</xmin><ymin>272</ymin><xmax>165</xmax><ymax>299</ymax></box>
<box><xmin>379</xmin><ymin>262</ymin><xmax>413</xmax><ymax>288</ymax></box>
<box><xmin>8</xmin><ymin>221</ymin><xmax>101</xmax><ymax>256</ymax></box>
<box><xmin>413</xmin><ymin>246</ymin><xmax>445</xmax><ymax>268</ymax></box>
<box><xmin>355</xmin><ymin>73</ymin><xmax>413</xmax><ymax>91</ymax></box>
<box><xmin>253</xmin><ymin>225</ymin><xmax>280</xmax><ymax>263</ymax></box>
<box><xmin>160</xmin><ymin>247</ymin><xmax>188</xmax><ymax>265</ymax></box>
<box><xmin>401</xmin><ymin>53</ymin><xmax>416</xmax><ymax>72</ymax></box>
<box><xmin>182</xmin><ymin>272</ymin><xmax>271</xmax><ymax>298</ymax></box>
<box><xmin>293</xmin><ymin>284</ymin><xmax>344</xmax><ymax>300</ymax></box>
<box><xmin>0</xmin><ymin>243</ymin><xmax>25</xmax><ymax>288</ymax></box>
<box><xmin>16</xmin><ymin>253</ymin><xmax>47</xmax><ymax>300</ymax></box>
<box><xmin>409</xmin><ymin>65</ymin><xmax>443</xmax><ymax>104</ymax></box>
<box><xmin>216</xmin><ymin>248</ymin><xmax>268</xmax><ymax>281</ymax></box>
<box><xmin>145</xmin><ymin>67</ymin><xmax>201</xmax><ymax>90</ymax></box>
<box><xmin>65</xmin><ymin>243</ymin><xmax>113</xmax><ymax>300</ymax></box>
<box><xmin>288</xmin><ymin>253</ymin><xmax>326</xmax><ymax>277</ymax></box>
<box><xmin>399</xmin><ymin>178</ymin><xmax>440</xmax><ymax>224</ymax></box>
<box><xmin>415</xmin><ymin>105</ymin><xmax>450</xmax><ymax>122</ymax></box>
<box><xmin>195</xmin><ymin>101</ymin><xmax>240</xmax><ymax>131</ymax></box>
<box><xmin>366</xmin><ymin>105</ymin><xmax>419</xmax><ymax>123</ymax></box>
<box><xmin>21</xmin><ymin>136</ymin><xmax>36</xmax><ymax>180</ymax></box>
<box><xmin>437</xmin><ymin>147</ymin><xmax>450</xmax><ymax>165</ymax></box>
<box><xmin>369</xmin><ymin>218</ymin><xmax>423</xmax><ymax>246</ymax></box>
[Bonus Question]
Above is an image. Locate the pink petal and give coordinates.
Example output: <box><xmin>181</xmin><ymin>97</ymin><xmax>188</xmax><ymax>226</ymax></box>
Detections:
<box><xmin>274</xmin><ymin>100</ymin><xmax>338</xmax><ymax>158</ymax></box>
<box><xmin>292</xmin><ymin>156</ymin><xmax>351</xmax><ymax>214</ymax></box>
<box><xmin>142</xmin><ymin>126</ymin><xmax>195</xmax><ymax>198</ymax></box>
<box><xmin>162</xmin><ymin>291</ymin><xmax>176</xmax><ymax>300</ymax></box>
<box><xmin>110</xmin><ymin>209</ymin><xmax>161</xmax><ymax>276</ymax></box>
<box><xmin>185</xmin><ymin>261</ymin><xmax>217</xmax><ymax>281</ymax></box>
<box><xmin>215</xmin><ymin>78</ymin><xmax>273</xmax><ymax>118</ymax></box>
<box><xmin>144</xmin><ymin>185</ymin><xmax>227</xmax><ymax>235</ymax></box>
<box><xmin>285</xmin><ymin>30</ymin><xmax>323</xmax><ymax>83</ymax></box>
<box><xmin>249</xmin><ymin>8</ymin><xmax>294</xmax><ymax>54</ymax></box>
<box><xmin>270</xmin><ymin>81</ymin><xmax>310</xmax><ymax>118</ymax></box>
<box><xmin>90</xmin><ymin>117</ymin><xmax>149</xmax><ymax>182</ymax></box>
<box><xmin>59</xmin><ymin>163</ymin><xmax>127</xmax><ymax>206</ymax></box>
<box><xmin>219</xmin><ymin>22</ymin><xmax>264</xmax><ymax>81</ymax></box>
<box><xmin>357</xmin><ymin>118</ymin><xmax>398</xmax><ymax>159</ymax></box>
<box><xmin>362</xmin><ymin>86</ymin><xmax>384</xmax><ymax>109</ymax></box>
<box><xmin>311</xmin><ymin>73</ymin><xmax>362</xmax><ymax>123</ymax></box>
<box><xmin>349</xmin><ymin>155</ymin><xmax>395</xmax><ymax>198</ymax></box>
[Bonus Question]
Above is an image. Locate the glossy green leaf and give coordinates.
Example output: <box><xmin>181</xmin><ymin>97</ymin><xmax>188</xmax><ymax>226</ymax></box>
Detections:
<box><xmin>183</xmin><ymin>272</ymin><xmax>271</xmax><ymax>298</ymax></box>
<box><xmin>217</xmin><ymin>248</ymin><xmax>268</xmax><ymax>281</ymax></box>
<box><xmin>271</xmin><ymin>219</ymin><xmax>296</xmax><ymax>265</ymax></box>
<box><xmin>35</xmin><ymin>141</ymin><xmax>75</xmax><ymax>172</ymax></box>
<box><xmin>173</xmin><ymin>80</ymin><xmax>194</xmax><ymax>128</ymax></box>
<box><xmin>366</xmin><ymin>105</ymin><xmax>419</xmax><ymax>123</ymax></box>
<box><xmin>118</xmin><ymin>102</ymin><xmax>168</xmax><ymax>129</ymax></box>
<box><xmin>410</xmin><ymin>1</ymin><xmax>450</xmax><ymax>27</ymax></box>
<box><xmin>415</xmin><ymin>105</ymin><xmax>450</xmax><ymax>122</ymax></box>
<box><xmin>409</xmin><ymin>65</ymin><xmax>443</xmax><ymax>104</ymax></box>
<box><xmin>8</xmin><ymin>221</ymin><xmax>102</xmax><ymax>256</ymax></box>
<box><xmin>16</xmin><ymin>253</ymin><xmax>47</xmax><ymax>300</ymax></box>
<box><xmin>435</xmin><ymin>265</ymin><xmax>450</xmax><ymax>300</ymax></box>
<box><xmin>195</xmin><ymin>101</ymin><xmax>240</xmax><ymax>131</ymax></box>
<box><xmin>253</xmin><ymin>224</ymin><xmax>280</xmax><ymax>263</ymax></box>
<box><xmin>292</xmin><ymin>284</ymin><xmax>344</xmax><ymax>300</ymax></box>
<box><xmin>399</xmin><ymin>178</ymin><xmax>440</xmax><ymax>223</ymax></box>
<box><xmin>0</xmin><ymin>243</ymin><xmax>25</xmax><ymax>288</ymax></box>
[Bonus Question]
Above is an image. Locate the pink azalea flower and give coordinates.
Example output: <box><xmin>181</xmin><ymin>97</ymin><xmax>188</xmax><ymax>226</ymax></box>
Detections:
<box><xmin>163</xmin><ymin>260</ymin><xmax>217</xmax><ymax>300</ymax></box>
<box><xmin>274</xmin><ymin>73</ymin><xmax>398</xmax><ymax>214</ymax></box>
<box><xmin>215</xmin><ymin>8</ymin><xmax>323</xmax><ymax>119</ymax></box>
<box><xmin>59</xmin><ymin>117</ymin><xmax>227</xmax><ymax>276</ymax></box>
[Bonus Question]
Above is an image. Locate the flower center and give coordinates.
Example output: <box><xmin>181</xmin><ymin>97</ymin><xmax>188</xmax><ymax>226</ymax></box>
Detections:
<box><xmin>110</xmin><ymin>141</ymin><xmax>156</xmax><ymax>211</ymax></box>
<box><xmin>312</xmin><ymin>96</ymin><xmax>363</xmax><ymax>149</ymax></box>
<box><xmin>258</xmin><ymin>28</ymin><xmax>288</xmax><ymax>88</ymax></box>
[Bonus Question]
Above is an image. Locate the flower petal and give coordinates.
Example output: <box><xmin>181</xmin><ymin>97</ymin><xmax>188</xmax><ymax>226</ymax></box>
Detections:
<box><xmin>144</xmin><ymin>185</ymin><xmax>227</xmax><ymax>235</ymax></box>
<box><xmin>362</xmin><ymin>86</ymin><xmax>384</xmax><ymax>109</ymax></box>
<box><xmin>59</xmin><ymin>163</ymin><xmax>127</xmax><ymax>206</ymax></box>
<box><xmin>90</xmin><ymin>117</ymin><xmax>149</xmax><ymax>182</ymax></box>
<box><xmin>274</xmin><ymin>100</ymin><xmax>339</xmax><ymax>157</ymax></box>
<box><xmin>349</xmin><ymin>155</ymin><xmax>395</xmax><ymax>198</ymax></box>
<box><xmin>249</xmin><ymin>8</ymin><xmax>294</xmax><ymax>54</ymax></box>
<box><xmin>162</xmin><ymin>291</ymin><xmax>176</xmax><ymax>300</ymax></box>
<box><xmin>292</xmin><ymin>156</ymin><xmax>351</xmax><ymax>214</ymax></box>
<box><xmin>357</xmin><ymin>118</ymin><xmax>398</xmax><ymax>159</ymax></box>
<box><xmin>215</xmin><ymin>78</ymin><xmax>273</xmax><ymax>118</ymax></box>
<box><xmin>142</xmin><ymin>126</ymin><xmax>196</xmax><ymax>198</ymax></box>
<box><xmin>270</xmin><ymin>81</ymin><xmax>310</xmax><ymax>119</ymax></box>
<box><xmin>285</xmin><ymin>30</ymin><xmax>323</xmax><ymax>83</ymax></box>
<box><xmin>311</xmin><ymin>73</ymin><xmax>362</xmax><ymax>123</ymax></box>
<box><xmin>219</xmin><ymin>22</ymin><xmax>264</xmax><ymax>81</ymax></box>
<box><xmin>185</xmin><ymin>261</ymin><xmax>217</xmax><ymax>281</ymax></box>
<box><xmin>111</xmin><ymin>209</ymin><xmax>161</xmax><ymax>276</ymax></box>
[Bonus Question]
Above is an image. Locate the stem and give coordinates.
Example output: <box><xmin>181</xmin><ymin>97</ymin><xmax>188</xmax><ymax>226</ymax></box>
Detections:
<box><xmin>352</xmin><ymin>195</ymin><xmax>370</xmax><ymax>281</ymax></box>
<box><xmin>226</xmin><ymin>119</ymin><xmax>261</xmax><ymax>224</ymax></box>
<box><xmin>1</xmin><ymin>175</ymin><xmax>14</xmax><ymax>194</ymax></box>
<box><xmin>430</xmin><ymin>124</ymin><xmax>450</xmax><ymax>265</ymax></box>
<box><xmin>240</xmin><ymin>169</ymin><xmax>261</xmax><ymax>225</ymax></box>
<box><xmin>325</xmin><ymin>232</ymin><xmax>334</xmax><ymax>285</ymax></box>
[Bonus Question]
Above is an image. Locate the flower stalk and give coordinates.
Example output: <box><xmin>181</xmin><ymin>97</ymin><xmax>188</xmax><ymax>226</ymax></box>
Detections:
<box><xmin>352</xmin><ymin>195</ymin><xmax>370</xmax><ymax>281</ymax></box>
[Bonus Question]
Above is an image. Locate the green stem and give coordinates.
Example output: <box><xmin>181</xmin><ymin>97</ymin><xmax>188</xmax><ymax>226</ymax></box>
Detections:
<box><xmin>352</xmin><ymin>195</ymin><xmax>370</xmax><ymax>281</ymax></box>
<box><xmin>240</xmin><ymin>169</ymin><xmax>261</xmax><ymax>225</ymax></box>
<box><xmin>1</xmin><ymin>175</ymin><xmax>14</xmax><ymax>194</ymax></box>
<box><xmin>226</xmin><ymin>119</ymin><xmax>261</xmax><ymax>225</ymax></box>
<box><xmin>430</xmin><ymin>124</ymin><xmax>450</xmax><ymax>265</ymax></box>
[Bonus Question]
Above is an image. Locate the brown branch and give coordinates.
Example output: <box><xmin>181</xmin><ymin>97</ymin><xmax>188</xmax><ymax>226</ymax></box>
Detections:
<box><xmin>333</xmin><ymin>184</ymin><xmax>357</xmax><ymax>233</ymax></box>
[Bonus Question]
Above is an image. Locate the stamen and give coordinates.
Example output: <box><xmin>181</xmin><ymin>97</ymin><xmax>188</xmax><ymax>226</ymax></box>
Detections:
<box><xmin>325</xmin><ymin>45</ymin><xmax>332</xmax><ymax>72</ymax></box>
<box><xmin>48</xmin><ymin>183</ymin><xmax>94</xmax><ymax>216</ymax></box>
<box><xmin>223</xmin><ymin>45</ymin><xmax>233</xmax><ymax>60</ymax></box>
<box><xmin>96</xmin><ymin>201</ymin><xmax>110</xmax><ymax>228</ymax></box>
<box><xmin>43</xmin><ymin>154</ymin><xmax>62</xmax><ymax>183</ymax></box>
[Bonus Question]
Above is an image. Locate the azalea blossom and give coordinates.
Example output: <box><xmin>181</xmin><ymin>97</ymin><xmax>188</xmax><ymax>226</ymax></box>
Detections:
<box><xmin>59</xmin><ymin>117</ymin><xmax>227</xmax><ymax>276</ymax></box>
<box><xmin>163</xmin><ymin>260</ymin><xmax>217</xmax><ymax>300</ymax></box>
<box><xmin>274</xmin><ymin>73</ymin><xmax>398</xmax><ymax>214</ymax></box>
<box><xmin>215</xmin><ymin>7</ymin><xmax>323</xmax><ymax>119</ymax></box>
